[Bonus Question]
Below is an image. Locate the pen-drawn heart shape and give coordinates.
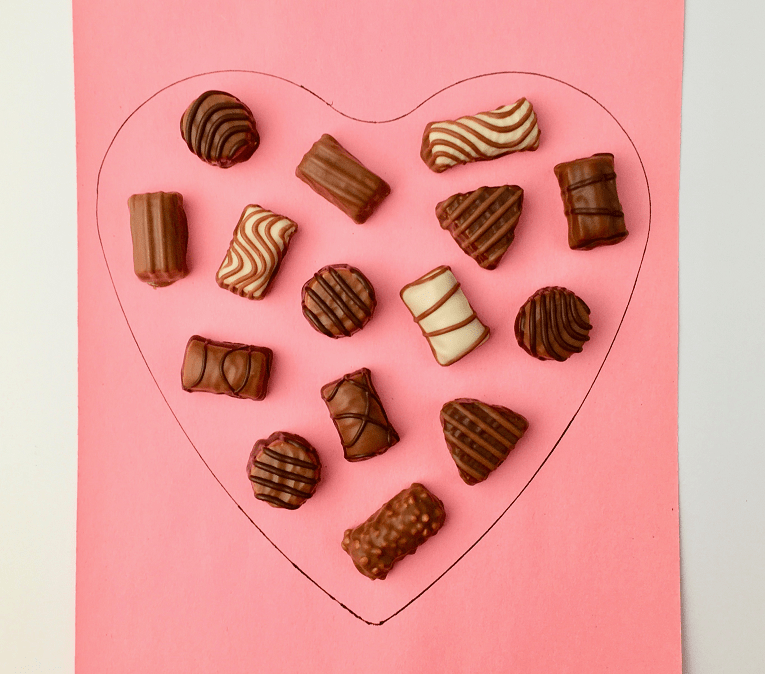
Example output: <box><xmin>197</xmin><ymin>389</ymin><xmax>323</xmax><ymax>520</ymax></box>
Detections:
<box><xmin>96</xmin><ymin>70</ymin><xmax>649</xmax><ymax>625</ymax></box>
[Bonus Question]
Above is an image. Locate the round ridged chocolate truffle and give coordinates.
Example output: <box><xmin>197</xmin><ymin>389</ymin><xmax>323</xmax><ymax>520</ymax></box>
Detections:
<box><xmin>301</xmin><ymin>264</ymin><xmax>376</xmax><ymax>338</ymax></box>
<box><xmin>180</xmin><ymin>90</ymin><xmax>259</xmax><ymax>168</ymax></box>
<box><xmin>246</xmin><ymin>432</ymin><xmax>321</xmax><ymax>510</ymax></box>
<box><xmin>514</xmin><ymin>286</ymin><xmax>592</xmax><ymax>361</ymax></box>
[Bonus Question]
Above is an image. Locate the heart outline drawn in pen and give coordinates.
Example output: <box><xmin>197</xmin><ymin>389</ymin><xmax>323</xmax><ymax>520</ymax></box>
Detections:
<box><xmin>95</xmin><ymin>70</ymin><xmax>650</xmax><ymax>625</ymax></box>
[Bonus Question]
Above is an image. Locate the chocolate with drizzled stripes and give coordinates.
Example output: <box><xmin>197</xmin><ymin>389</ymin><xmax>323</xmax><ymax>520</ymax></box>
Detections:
<box><xmin>400</xmin><ymin>266</ymin><xmax>490</xmax><ymax>366</ymax></box>
<box><xmin>321</xmin><ymin>368</ymin><xmax>399</xmax><ymax>462</ymax></box>
<box><xmin>301</xmin><ymin>264</ymin><xmax>376</xmax><ymax>338</ymax></box>
<box><xmin>180</xmin><ymin>335</ymin><xmax>272</xmax><ymax>401</ymax></box>
<box><xmin>247</xmin><ymin>432</ymin><xmax>321</xmax><ymax>510</ymax></box>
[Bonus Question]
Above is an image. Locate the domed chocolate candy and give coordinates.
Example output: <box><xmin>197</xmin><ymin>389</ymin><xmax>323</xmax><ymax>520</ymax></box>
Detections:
<box><xmin>514</xmin><ymin>286</ymin><xmax>592</xmax><ymax>361</ymax></box>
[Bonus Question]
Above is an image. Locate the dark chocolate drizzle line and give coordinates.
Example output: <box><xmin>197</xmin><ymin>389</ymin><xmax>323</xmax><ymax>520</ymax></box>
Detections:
<box><xmin>96</xmin><ymin>69</ymin><xmax>651</xmax><ymax>627</ymax></box>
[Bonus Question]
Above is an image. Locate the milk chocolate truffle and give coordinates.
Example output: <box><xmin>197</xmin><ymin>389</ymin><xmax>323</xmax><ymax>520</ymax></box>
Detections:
<box><xmin>436</xmin><ymin>185</ymin><xmax>524</xmax><ymax>270</ymax></box>
<box><xmin>440</xmin><ymin>399</ymin><xmax>528</xmax><ymax>485</ymax></box>
<box><xmin>247</xmin><ymin>432</ymin><xmax>321</xmax><ymax>510</ymax></box>
<box><xmin>180</xmin><ymin>90</ymin><xmax>259</xmax><ymax>168</ymax></box>
<box><xmin>421</xmin><ymin>97</ymin><xmax>540</xmax><ymax>173</ymax></box>
<box><xmin>554</xmin><ymin>153</ymin><xmax>628</xmax><ymax>250</ymax></box>
<box><xmin>341</xmin><ymin>483</ymin><xmax>446</xmax><ymax>580</ymax></box>
<box><xmin>128</xmin><ymin>192</ymin><xmax>189</xmax><ymax>287</ymax></box>
<box><xmin>181</xmin><ymin>335</ymin><xmax>272</xmax><ymax>400</ymax></box>
<box><xmin>296</xmin><ymin>134</ymin><xmax>390</xmax><ymax>223</ymax></box>
<box><xmin>514</xmin><ymin>287</ymin><xmax>592</xmax><ymax>361</ymax></box>
<box><xmin>301</xmin><ymin>264</ymin><xmax>376</xmax><ymax>338</ymax></box>
<box><xmin>321</xmin><ymin>368</ymin><xmax>399</xmax><ymax>462</ymax></box>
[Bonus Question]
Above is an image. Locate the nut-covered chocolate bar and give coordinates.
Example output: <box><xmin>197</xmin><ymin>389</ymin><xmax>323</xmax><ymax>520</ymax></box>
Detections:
<box><xmin>436</xmin><ymin>185</ymin><xmax>524</xmax><ymax>270</ymax></box>
<box><xmin>554</xmin><ymin>153</ymin><xmax>628</xmax><ymax>250</ymax></box>
<box><xmin>247</xmin><ymin>431</ymin><xmax>321</xmax><ymax>510</ymax></box>
<box><xmin>180</xmin><ymin>90</ymin><xmax>259</xmax><ymax>168</ymax></box>
<box><xmin>440</xmin><ymin>399</ymin><xmax>528</xmax><ymax>485</ymax></box>
<box><xmin>341</xmin><ymin>483</ymin><xmax>446</xmax><ymax>580</ymax></box>
<box><xmin>296</xmin><ymin>134</ymin><xmax>390</xmax><ymax>223</ymax></box>
<box><xmin>400</xmin><ymin>265</ymin><xmax>489</xmax><ymax>366</ymax></box>
<box><xmin>127</xmin><ymin>191</ymin><xmax>189</xmax><ymax>287</ymax></box>
<box><xmin>321</xmin><ymin>368</ymin><xmax>399</xmax><ymax>462</ymax></box>
<box><xmin>216</xmin><ymin>204</ymin><xmax>298</xmax><ymax>300</ymax></box>
<box><xmin>301</xmin><ymin>264</ymin><xmax>376</xmax><ymax>338</ymax></box>
<box><xmin>180</xmin><ymin>335</ymin><xmax>272</xmax><ymax>400</ymax></box>
<box><xmin>514</xmin><ymin>286</ymin><xmax>592</xmax><ymax>361</ymax></box>
<box><xmin>421</xmin><ymin>97</ymin><xmax>540</xmax><ymax>173</ymax></box>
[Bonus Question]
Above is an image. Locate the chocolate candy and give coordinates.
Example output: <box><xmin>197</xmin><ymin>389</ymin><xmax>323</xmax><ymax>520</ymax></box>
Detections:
<box><xmin>420</xmin><ymin>97</ymin><xmax>540</xmax><ymax>173</ymax></box>
<box><xmin>321</xmin><ymin>368</ymin><xmax>399</xmax><ymax>462</ymax></box>
<box><xmin>216</xmin><ymin>205</ymin><xmax>298</xmax><ymax>300</ymax></box>
<box><xmin>127</xmin><ymin>192</ymin><xmax>189</xmax><ymax>287</ymax></box>
<box><xmin>436</xmin><ymin>185</ymin><xmax>524</xmax><ymax>270</ymax></box>
<box><xmin>440</xmin><ymin>399</ymin><xmax>528</xmax><ymax>485</ymax></box>
<box><xmin>180</xmin><ymin>90</ymin><xmax>259</xmax><ymax>168</ymax></box>
<box><xmin>554</xmin><ymin>153</ymin><xmax>628</xmax><ymax>250</ymax></box>
<box><xmin>514</xmin><ymin>286</ymin><xmax>592</xmax><ymax>361</ymax></box>
<box><xmin>400</xmin><ymin>265</ymin><xmax>490</xmax><ymax>366</ymax></box>
<box><xmin>180</xmin><ymin>335</ymin><xmax>272</xmax><ymax>400</ymax></box>
<box><xmin>341</xmin><ymin>483</ymin><xmax>445</xmax><ymax>580</ymax></box>
<box><xmin>296</xmin><ymin>134</ymin><xmax>390</xmax><ymax>224</ymax></box>
<box><xmin>301</xmin><ymin>264</ymin><xmax>376</xmax><ymax>338</ymax></box>
<box><xmin>246</xmin><ymin>432</ymin><xmax>321</xmax><ymax>510</ymax></box>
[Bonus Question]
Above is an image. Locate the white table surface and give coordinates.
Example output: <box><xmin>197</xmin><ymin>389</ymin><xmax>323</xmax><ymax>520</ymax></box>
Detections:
<box><xmin>1</xmin><ymin>1</ymin><xmax>763</xmax><ymax>671</ymax></box>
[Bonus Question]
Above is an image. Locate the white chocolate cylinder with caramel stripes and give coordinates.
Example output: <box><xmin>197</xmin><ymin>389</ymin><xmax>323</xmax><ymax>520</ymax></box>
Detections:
<box><xmin>216</xmin><ymin>205</ymin><xmax>297</xmax><ymax>300</ymax></box>
<box><xmin>420</xmin><ymin>98</ymin><xmax>540</xmax><ymax>173</ymax></box>
<box><xmin>400</xmin><ymin>266</ymin><xmax>490</xmax><ymax>366</ymax></box>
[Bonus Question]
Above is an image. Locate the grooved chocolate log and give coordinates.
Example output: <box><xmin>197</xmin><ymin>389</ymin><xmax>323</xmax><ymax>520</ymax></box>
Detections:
<box><xmin>296</xmin><ymin>134</ymin><xmax>390</xmax><ymax>223</ymax></box>
<box><xmin>436</xmin><ymin>185</ymin><xmax>524</xmax><ymax>270</ymax></box>
<box><xmin>216</xmin><ymin>205</ymin><xmax>298</xmax><ymax>300</ymax></box>
<box><xmin>180</xmin><ymin>335</ymin><xmax>272</xmax><ymax>400</ymax></box>
<box><xmin>128</xmin><ymin>192</ymin><xmax>189</xmax><ymax>287</ymax></box>
<box><xmin>301</xmin><ymin>264</ymin><xmax>376</xmax><ymax>338</ymax></box>
<box><xmin>400</xmin><ymin>265</ymin><xmax>490</xmax><ymax>366</ymax></box>
<box><xmin>421</xmin><ymin>97</ymin><xmax>540</xmax><ymax>173</ymax></box>
<box><xmin>180</xmin><ymin>90</ymin><xmax>259</xmax><ymax>168</ymax></box>
<box><xmin>341</xmin><ymin>483</ymin><xmax>446</xmax><ymax>580</ymax></box>
<box><xmin>514</xmin><ymin>286</ymin><xmax>592</xmax><ymax>361</ymax></box>
<box><xmin>321</xmin><ymin>368</ymin><xmax>399</xmax><ymax>462</ymax></box>
<box><xmin>554</xmin><ymin>153</ymin><xmax>628</xmax><ymax>250</ymax></box>
<box><xmin>440</xmin><ymin>399</ymin><xmax>528</xmax><ymax>485</ymax></box>
<box><xmin>246</xmin><ymin>432</ymin><xmax>321</xmax><ymax>510</ymax></box>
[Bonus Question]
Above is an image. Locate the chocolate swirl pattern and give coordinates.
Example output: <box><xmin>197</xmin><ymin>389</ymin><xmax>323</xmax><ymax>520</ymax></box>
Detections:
<box><xmin>341</xmin><ymin>483</ymin><xmax>446</xmax><ymax>580</ymax></box>
<box><xmin>420</xmin><ymin>97</ymin><xmax>540</xmax><ymax>173</ymax></box>
<box><xmin>440</xmin><ymin>399</ymin><xmax>529</xmax><ymax>485</ymax></box>
<box><xmin>301</xmin><ymin>264</ymin><xmax>376</xmax><ymax>338</ymax></box>
<box><xmin>514</xmin><ymin>286</ymin><xmax>592</xmax><ymax>361</ymax></box>
<box><xmin>247</xmin><ymin>432</ymin><xmax>321</xmax><ymax>510</ymax></box>
<box><xmin>321</xmin><ymin>368</ymin><xmax>399</xmax><ymax>462</ymax></box>
<box><xmin>400</xmin><ymin>266</ymin><xmax>490</xmax><ymax>366</ymax></box>
<box><xmin>436</xmin><ymin>185</ymin><xmax>524</xmax><ymax>270</ymax></box>
<box><xmin>180</xmin><ymin>90</ymin><xmax>259</xmax><ymax>168</ymax></box>
<box><xmin>216</xmin><ymin>205</ymin><xmax>297</xmax><ymax>300</ymax></box>
<box><xmin>180</xmin><ymin>335</ymin><xmax>272</xmax><ymax>401</ymax></box>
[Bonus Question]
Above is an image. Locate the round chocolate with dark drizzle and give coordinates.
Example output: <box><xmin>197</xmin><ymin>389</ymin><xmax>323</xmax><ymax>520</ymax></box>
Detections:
<box><xmin>180</xmin><ymin>90</ymin><xmax>259</xmax><ymax>168</ymax></box>
<box><xmin>514</xmin><ymin>286</ymin><xmax>592</xmax><ymax>361</ymax></box>
<box><xmin>246</xmin><ymin>432</ymin><xmax>321</xmax><ymax>510</ymax></box>
<box><xmin>301</xmin><ymin>264</ymin><xmax>376</xmax><ymax>338</ymax></box>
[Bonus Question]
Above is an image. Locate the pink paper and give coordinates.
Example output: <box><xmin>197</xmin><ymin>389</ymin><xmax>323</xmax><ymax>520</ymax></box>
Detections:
<box><xmin>75</xmin><ymin>1</ymin><xmax>683</xmax><ymax>671</ymax></box>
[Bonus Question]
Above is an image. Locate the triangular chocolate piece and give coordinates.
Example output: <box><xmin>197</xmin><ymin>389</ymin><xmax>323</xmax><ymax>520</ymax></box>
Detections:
<box><xmin>440</xmin><ymin>398</ymin><xmax>528</xmax><ymax>485</ymax></box>
<box><xmin>435</xmin><ymin>185</ymin><xmax>523</xmax><ymax>270</ymax></box>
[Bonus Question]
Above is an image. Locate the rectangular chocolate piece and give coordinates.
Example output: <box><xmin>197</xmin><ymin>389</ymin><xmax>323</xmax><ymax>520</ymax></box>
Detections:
<box><xmin>180</xmin><ymin>335</ymin><xmax>272</xmax><ymax>401</ymax></box>
<box><xmin>296</xmin><ymin>134</ymin><xmax>390</xmax><ymax>224</ymax></box>
<box><xmin>321</xmin><ymin>367</ymin><xmax>399</xmax><ymax>461</ymax></box>
<box><xmin>554</xmin><ymin>153</ymin><xmax>628</xmax><ymax>250</ymax></box>
<box><xmin>128</xmin><ymin>191</ymin><xmax>189</xmax><ymax>287</ymax></box>
<box><xmin>342</xmin><ymin>483</ymin><xmax>445</xmax><ymax>580</ymax></box>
